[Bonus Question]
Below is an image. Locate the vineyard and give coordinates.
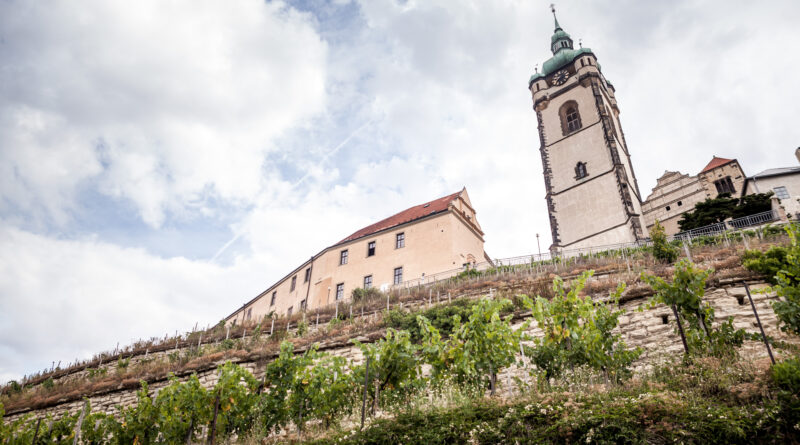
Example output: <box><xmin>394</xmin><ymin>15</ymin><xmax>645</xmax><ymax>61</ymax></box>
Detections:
<box><xmin>1</xmin><ymin>224</ymin><xmax>799</xmax><ymax>444</ymax></box>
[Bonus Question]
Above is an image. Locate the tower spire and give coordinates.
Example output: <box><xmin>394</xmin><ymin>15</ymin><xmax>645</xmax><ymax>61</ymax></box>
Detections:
<box><xmin>551</xmin><ymin>4</ymin><xmax>561</xmax><ymax>31</ymax></box>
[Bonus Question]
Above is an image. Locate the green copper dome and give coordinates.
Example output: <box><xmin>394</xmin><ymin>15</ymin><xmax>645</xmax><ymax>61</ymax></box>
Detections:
<box><xmin>542</xmin><ymin>47</ymin><xmax>593</xmax><ymax>76</ymax></box>
<box><xmin>551</xmin><ymin>29</ymin><xmax>571</xmax><ymax>45</ymax></box>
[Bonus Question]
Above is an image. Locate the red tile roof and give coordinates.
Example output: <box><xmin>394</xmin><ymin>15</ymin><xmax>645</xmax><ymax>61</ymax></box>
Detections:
<box><xmin>700</xmin><ymin>156</ymin><xmax>735</xmax><ymax>173</ymax></box>
<box><xmin>337</xmin><ymin>191</ymin><xmax>461</xmax><ymax>245</ymax></box>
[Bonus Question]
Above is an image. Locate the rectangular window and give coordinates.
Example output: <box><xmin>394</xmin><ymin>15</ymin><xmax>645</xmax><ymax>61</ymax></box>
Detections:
<box><xmin>714</xmin><ymin>176</ymin><xmax>736</xmax><ymax>195</ymax></box>
<box><xmin>290</xmin><ymin>275</ymin><xmax>297</xmax><ymax>292</ymax></box>
<box><xmin>287</xmin><ymin>306</ymin><xmax>292</xmax><ymax>318</ymax></box>
<box><xmin>304</xmin><ymin>267</ymin><xmax>312</xmax><ymax>283</ymax></box>
<box><xmin>364</xmin><ymin>275</ymin><xmax>373</xmax><ymax>289</ymax></box>
<box><xmin>774</xmin><ymin>186</ymin><xmax>790</xmax><ymax>200</ymax></box>
<box><xmin>395</xmin><ymin>232</ymin><xmax>405</xmax><ymax>249</ymax></box>
<box><xmin>340</xmin><ymin>249</ymin><xmax>348</xmax><ymax>265</ymax></box>
<box><xmin>367</xmin><ymin>241</ymin><xmax>376</xmax><ymax>257</ymax></box>
<box><xmin>335</xmin><ymin>283</ymin><xmax>344</xmax><ymax>300</ymax></box>
<box><xmin>246</xmin><ymin>308</ymin><xmax>252</xmax><ymax>320</ymax></box>
<box><xmin>270</xmin><ymin>291</ymin><xmax>276</xmax><ymax>306</ymax></box>
<box><xmin>393</xmin><ymin>267</ymin><xmax>403</xmax><ymax>285</ymax></box>
<box><xmin>300</xmin><ymin>299</ymin><xmax>307</xmax><ymax>311</ymax></box>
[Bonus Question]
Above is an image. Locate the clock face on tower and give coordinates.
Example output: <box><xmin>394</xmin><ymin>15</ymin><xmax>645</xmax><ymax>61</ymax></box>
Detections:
<box><xmin>551</xmin><ymin>69</ymin><xmax>569</xmax><ymax>86</ymax></box>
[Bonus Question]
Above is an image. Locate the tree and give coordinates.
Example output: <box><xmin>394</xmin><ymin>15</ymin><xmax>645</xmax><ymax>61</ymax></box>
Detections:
<box><xmin>678</xmin><ymin>192</ymin><xmax>774</xmax><ymax>231</ymax></box>
<box><xmin>678</xmin><ymin>195</ymin><xmax>738</xmax><ymax>231</ymax></box>
<box><xmin>523</xmin><ymin>271</ymin><xmax>640</xmax><ymax>383</ymax></box>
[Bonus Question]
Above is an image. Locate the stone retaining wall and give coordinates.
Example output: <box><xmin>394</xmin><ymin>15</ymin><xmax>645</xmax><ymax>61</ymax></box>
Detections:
<box><xmin>5</xmin><ymin>280</ymin><xmax>793</xmax><ymax>424</ymax></box>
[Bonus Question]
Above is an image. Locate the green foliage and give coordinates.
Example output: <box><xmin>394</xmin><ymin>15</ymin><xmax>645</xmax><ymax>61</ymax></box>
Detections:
<box><xmin>743</xmin><ymin>246</ymin><xmax>789</xmax><ymax>284</ymax></box>
<box><xmin>87</xmin><ymin>367</ymin><xmax>107</xmax><ymax>379</ymax></box>
<box><xmin>116</xmin><ymin>358</ymin><xmax>130</xmax><ymax>370</ymax></box>
<box><xmin>351</xmin><ymin>287</ymin><xmax>383</xmax><ymax>303</ymax></box>
<box><xmin>213</xmin><ymin>361</ymin><xmax>260</xmax><ymax>438</ymax></box>
<box><xmin>523</xmin><ymin>271</ymin><xmax>640</xmax><ymax>382</ymax></box>
<box><xmin>771</xmin><ymin>224</ymin><xmax>800</xmax><ymax>336</ymax></box>
<box><xmin>296</xmin><ymin>320</ymin><xmax>308</xmax><ymax>337</ymax></box>
<box><xmin>418</xmin><ymin>297</ymin><xmax>526</xmax><ymax>393</ymax></box>
<box><xmin>643</xmin><ymin>260</ymin><xmax>746</xmax><ymax>357</ymax></box>
<box><xmin>735</xmin><ymin>192</ymin><xmax>774</xmax><ymax>218</ymax></box>
<box><xmin>650</xmin><ymin>220</ymin><xmax>678</xmax><ymax>263</ymax></box>
<box><xmin>260</xmin><ymin>341</ymin><xmax>357</xmax><ymax>433</ymax></box>
<box><xmin>678</xmin><ymin>195</ymin><xmax>738</xmax><ymax>231</ymax></box>
<box><xmin>678</xmin><ymin>192</ymin><xmax>773</xmax><ymax>231</ymax></box>
<box><xmin>352</xmin><ymin>329</ymin><xmax>422</xmax><ymax>408</ymax></box>
<box><xmin>111</xmin><ymin>382</ymin><xmax>157</xmax><ymax>444</ymax></box>
<box><xmin>153</xmin><ymin>374</ymin><xmax>211</xmax><ymax>443</ymax></box>
<box><xmin>42</xmin><ymin>377</ymin><xmax>54</xmax><ymax>390</ymax></box>
<box><xmin>384</xmin><ymin>298</ymin><xmax>478</xmax><ymax>342</ymax></box>
<box><xmin>771</xmin><ymin>357</ymin><xmax>800</xmax><ymax>437</ymax></box>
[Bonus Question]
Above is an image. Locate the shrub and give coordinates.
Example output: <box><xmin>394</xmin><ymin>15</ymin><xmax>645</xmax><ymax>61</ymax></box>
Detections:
<box><xmin>417</xmin><ymin>297</ymin><xmax>526</xmax><ymax>393</ymax></box>
<box><xmin>771</xmin><ymin>224</ymin><xmax>800</xmax><ymax>336</ymax></box>
<box><xmin>352</xmin><ymin>329</ymin><xmax>422</xmax><ymax>409</ymax></box>
<box><xmin>384</xmin><ymin>298</ymin><xmax>477</xmax><ymax>342</ymax></box>
<box><xmin>742</xmin><ymin>246</ymin><xmax>789</xmax><ymax>284</ymax></box>
<box><xmin>643</xmin><ymin>260</ymin><xmax>747</xmax><ymax>357</ymax></box>
<box><xmin>523</xmin><ymin>271</ymin><xmax>641</xmax><ymax>383</ymax></box>
<box><xmin>650</xmin><ymin>220</ymin><xmax>678</xmax><ymax>263</ymax></box>
<box><xmin>351</xmin><ymin>287</ymin><xmax>384</xmax><ymax>304</ymax></box>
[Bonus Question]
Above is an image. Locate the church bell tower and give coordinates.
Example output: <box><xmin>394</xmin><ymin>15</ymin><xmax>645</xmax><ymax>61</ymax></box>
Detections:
<box><xmin>529</xmin><ymin>7</ymin><xmax>647</xmax><ymax>250</ymax></box>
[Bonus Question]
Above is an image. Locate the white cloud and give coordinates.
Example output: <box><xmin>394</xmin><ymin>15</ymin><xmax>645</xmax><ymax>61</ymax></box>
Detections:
<box><xmin>0</xmin><ymin>225</ymin><xmax>270</xmax><ymax>383</ymax></box>
<box><xmin>2</xmin><ymin>0</ymin><xmax>800</xmax><ymax>382</ymax></box>
<box><xmin>0</xmin><ymin>0</ymin><xmax>327</xmax><ymax>227</ymax></box>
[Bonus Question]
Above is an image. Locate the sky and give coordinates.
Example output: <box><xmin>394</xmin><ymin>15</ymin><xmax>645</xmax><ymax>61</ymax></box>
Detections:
<box><xmin>1</xmin><ymin>0</ymin><xmax>798</xmax><ymax>383</ymax></box>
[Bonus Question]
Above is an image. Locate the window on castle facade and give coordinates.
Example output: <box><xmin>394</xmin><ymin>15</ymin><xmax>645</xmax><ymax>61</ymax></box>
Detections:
<box><xmin>290</xmin><ymin>275</ymin><xmax>297</xmax><ymax>292</ymax></box>
<box><xmin>364</xmin><ymin>275</ymin><xmax>373</xmax><ymax>289</ymax></box>
<box><xmin>774</xmin><ymin>186</ymin><xmax>790</xmax><ymax>200</ymax></box>
<box><xmin>393</xmin><ymin>267</ymin><xmax>403</xmax><ymax>285</ymax></box>
<box><xmin>575</xmin><ymin>162</ymin><xmax>588</xmax><ymax>180</ymax></box>
<box><xmin>270</xmin><ymin>291</ymin><xmax>276</xmax><ymax>306</ymax></box>
<box><xmin>340</xmin><ymin>249</ymin><xmax>348</xmax><ymax>265</ymax></box>
<box><xmin>304</xmin><ymin>267</ymin><xmax>311</xmax><ymax>283</ymax></box>
<box><xmin>335</xmin><ymin>283</ymin><xmax>344</xmax><ymax>300</ymax></box>
<box><xmin>714</xmin><ymin>176</ymin><xmax>735</xmax><ymax>196</ymax></box>
<box><xmin>395</xmin><ymin>232</ymin><xmax>405</xmax><ymax>249</ymax></box>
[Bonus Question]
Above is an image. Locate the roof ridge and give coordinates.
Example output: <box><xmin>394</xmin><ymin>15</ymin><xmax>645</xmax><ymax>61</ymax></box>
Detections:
<box><xmin>335</xmin><ymin>190</ymin><xmax>462</xmax><ymax>245</ymax></box>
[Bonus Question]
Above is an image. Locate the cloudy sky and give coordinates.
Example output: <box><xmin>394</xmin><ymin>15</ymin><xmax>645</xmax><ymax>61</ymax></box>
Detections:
<box><xmin>1</xmin><ymin>0</ymin><xmax>798</xmax><ymax>383</ymax></box>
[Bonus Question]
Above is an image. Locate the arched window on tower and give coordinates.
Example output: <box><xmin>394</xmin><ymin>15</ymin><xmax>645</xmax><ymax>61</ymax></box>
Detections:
<box><xmin>559</xmin><ymin>101</ymin><xmax>582</xmax><ymax>135</ymax></box>
<box><xmin>575</xmin><ymin>162</ymin><xmax>588</xmax><ymax>180</ymax></box>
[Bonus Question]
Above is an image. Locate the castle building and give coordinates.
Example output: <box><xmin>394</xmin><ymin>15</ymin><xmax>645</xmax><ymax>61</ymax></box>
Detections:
<box><xmin>226</xmin><ymin>188</ymin><xmax>488</xmax><ymax>324</ymax></box>
<box><xmin>528</xmin><ymin>8</ymin><xmax>647</xmax><ymax>251</ymax></box>
<box><xmin>642</xmin><ymin>156</ymin><xmax>747</xmax><ymax>235</ymax></box>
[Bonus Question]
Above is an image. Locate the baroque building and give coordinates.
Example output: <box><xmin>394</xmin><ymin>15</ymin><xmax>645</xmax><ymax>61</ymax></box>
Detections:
<box><xmin>528</xmin><ymin>9</ymin><xmax>646</xmax><ymax>251</ymax></box>
<box><xmin>226</xmin><ymin>188</ymin><xmax>488</xmax><ymax>324</ymax></box>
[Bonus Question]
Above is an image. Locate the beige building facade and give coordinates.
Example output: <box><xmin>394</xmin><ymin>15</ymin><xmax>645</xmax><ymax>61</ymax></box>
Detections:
<box><xmin>742</xmin><ymin>166</ymin><xmax>800</xmax><ymax>219</ymax></box>
<box><xmin>642</xmin><ymin>156</ymin><xmax>747</xmax><ymax>235</ymax></box>
<box><xmin>226</xmin><ymin>188</ymin><xmax>487</xmax><ymax>324</ymax></box>
<box><xmin>529</xmin><ymin>10</ymin><xmax>646</xmax><ymax>250</ymax></box>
